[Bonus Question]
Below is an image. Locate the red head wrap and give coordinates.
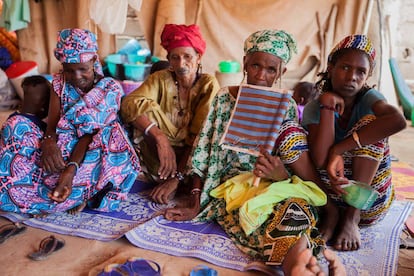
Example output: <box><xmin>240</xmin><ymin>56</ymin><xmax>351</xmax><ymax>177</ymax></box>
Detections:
<box><xmin>161</xmin><ymin>24</ymin><xmax>206</xmax><ymax>55</ymax></box>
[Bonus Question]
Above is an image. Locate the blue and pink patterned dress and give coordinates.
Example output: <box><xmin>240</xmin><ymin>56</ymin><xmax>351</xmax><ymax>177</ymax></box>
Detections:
<box><xmin>0</xmin><ymin>74</ymin><xmax>140</xmax><ymax>215</ymax></box>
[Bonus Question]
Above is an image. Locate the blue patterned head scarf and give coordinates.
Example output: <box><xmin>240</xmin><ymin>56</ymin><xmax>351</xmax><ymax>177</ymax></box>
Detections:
<box><xmin>244</xmin><ymin>30</ymin><xmax>297</xmax><ymax>64</ymax></box>
<box><xmin>54</xmin><ymin>28</ymin><xmax>103</xmax><ymax>75</ymax></box>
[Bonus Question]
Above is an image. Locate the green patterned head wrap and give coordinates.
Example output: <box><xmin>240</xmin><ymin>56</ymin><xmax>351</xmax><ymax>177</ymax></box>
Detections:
<box><xmin>244</xmin><ymin>30</ymin><xmax>297</xmax><ymax>64</ymax></box>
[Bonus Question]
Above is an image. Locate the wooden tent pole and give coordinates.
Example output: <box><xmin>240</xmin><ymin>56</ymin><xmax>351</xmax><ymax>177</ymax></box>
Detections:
<box><xmin>194</xmin><ymin>0</ymin><xmax>203</xmax><ymax>25</ymax></box>
<box><xmin>363</xmin><ymin>0</ymin><xmax>374</xmax><ymax>34</ymax></box>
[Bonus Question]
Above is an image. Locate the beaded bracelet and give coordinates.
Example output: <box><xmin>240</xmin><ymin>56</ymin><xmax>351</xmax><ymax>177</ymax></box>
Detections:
<box><xmin>191</xmin><ymin>188</ymin><xmax>202</xmax><ymax>195</ymax></box>
<box><xmin>66</xmin><ymin>161</ymin><xmax>79</xmax><ymax>173</ymax></box>
<box><xmin>42</xmin><ymin>135</ymin><xmax>55</xmax><ymax>141</ymax></box>
<box><xmin>175</xmin><ymin>171</ymin><xmax>185</xmax><ymax>182</ymax></box>
<box><xmin>319</xmin><ymin>104</ymin><xmax>336</xmax><ymax>112</ymax></box>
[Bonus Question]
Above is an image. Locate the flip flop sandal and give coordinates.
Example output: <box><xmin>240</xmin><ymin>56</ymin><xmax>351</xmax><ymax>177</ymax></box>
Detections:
<box><xmin>98</xmin><ymin>257</ymin><xmax>161</xmax><ymax>276</ymax></box>
<box><xmin>0</xmin><ymin>223</ymin><xmax>27</xmax><ymax>244</ymax></box>
<box><xmin>405</xmin><ymin>216</ymin><xmax>414</xmax><ymax>237</ymax></box>
<box><xmin>28</xmin><ymin>235</ymin><xmax>65</xmax><ymax>261</ymax></box>
<box><xmin>400</xmin><ymin>236</ymin><xmax>414</xmax><ymax>249</ymax></box>
<box><xmin>190</xmin><ymin>265</ymin><xmax>218</xmax><ymax>276</ymax></box>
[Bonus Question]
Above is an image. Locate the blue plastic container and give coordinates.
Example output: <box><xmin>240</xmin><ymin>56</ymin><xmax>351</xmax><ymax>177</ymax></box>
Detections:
<box><xmin>105</xmin><ymin>54</ymin><xmax>151</xmax><ymax>81</ymax></box>
<box><xmin>117</xmin><ymin>39</ymin><xmax>142</xmax><ymax>55</ymax></box>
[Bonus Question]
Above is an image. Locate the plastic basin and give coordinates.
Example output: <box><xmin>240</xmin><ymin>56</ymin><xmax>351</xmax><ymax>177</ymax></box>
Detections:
<box><xmin>5</xmin><ymin>61</ymin><xmax>39</xmax><ymax>99</ymax></box>
<box><xmin>219</xmin><ymin>61</ymin><xmax>240</xmax><ymax>73</ymax></box>
<box><xmin>105</xmin><ymin>54</ymin><xmax>151</xmax><ymax>81</ymax></box>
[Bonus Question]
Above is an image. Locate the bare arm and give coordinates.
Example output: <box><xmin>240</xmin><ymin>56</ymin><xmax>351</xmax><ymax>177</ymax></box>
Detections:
<box><xmin>41</xmin><ymin>88</ymin><xmax>66</xmax><ymax>172</ymax></box>
<box><xmin>330</xmin><ymin>100</ymin><xmax>406</xmax><ymax>156</ymax></box>
<box><xmin>49</xmin><ymin>133</ymin><xmax>94</xmax><ymax>202</ymax></box>
<box><xmin>307</xmin><ymin>92</ymin><xmax>344</xmax><ymax>169</ymax></box>
<box><xmin>132</xmin><ymin>115</ymin><xmax>177</xmax><ymax>180</ymax></box>
<box><xmin>326</xmin><ymin>99</ymin><xmax>406</xmax><ymax>185</ymax></box>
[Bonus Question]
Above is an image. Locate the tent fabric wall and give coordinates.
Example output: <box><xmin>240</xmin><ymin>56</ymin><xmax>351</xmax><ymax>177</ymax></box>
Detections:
<box><xmin>141</xmin><ymin>0</ymin><xmax>374</xmax><ymax>87</ymax></box>
<box><xmin>17</xmin><ymin>0</ymin><xmax>392</xmax><ymax>95</ymax></box>
<box><xmin>17</xmin><ymin>0</ymin><xmax>115</xmax><ymax>74</ymax></box>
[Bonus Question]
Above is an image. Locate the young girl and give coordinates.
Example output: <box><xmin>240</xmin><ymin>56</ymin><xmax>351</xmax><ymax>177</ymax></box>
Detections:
<box><xmin>0</xmin><ymin>75</ymin><xmax>50</xmax><ymax>206</ymax></box>
<box><xmin>302</xmin><ymin>34</ymin><xmax>407</xmax><ymax>251</ymax></box>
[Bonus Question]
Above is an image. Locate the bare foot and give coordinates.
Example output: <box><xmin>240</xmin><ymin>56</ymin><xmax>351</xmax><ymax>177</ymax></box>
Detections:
<box><xmin>149</xmin><ymin>178</ymin><xmax>179</xmax><ymax>204</ymax></box>
<box><xmin>318</xmin><ymin>200</ymin><xmax>339</xmax><ymax>242</ymax></box>
<box><xmin>333</xmin><ymin>206</ymin><xmax>361</xmax><ymax>251</ymax></box>
<box><xmin>164</xmin><ymin>194</ymin><xmax>200</xmax><ymax>221</ymax></box>
<box><xmin>67</xmin><ymin>202</ymin><xmax>87</xmax><ymax>215</ymax></box>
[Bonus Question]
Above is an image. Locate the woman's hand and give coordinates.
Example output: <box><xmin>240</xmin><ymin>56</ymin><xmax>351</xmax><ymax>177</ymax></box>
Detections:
<box><xmin>326</xmin><ymin>148</ymin><xmax>348</xmax><ymax>195</ymax></box>
<box><xmin>154</xmin><ymin>134</ymin><xmax>177</xmax><ymax>180</ymax></box>
<box><xmin>48</xmin><ymin>166</ymin><xmax>76</xmax><ymax>202</ymax></box>
<box><xmin>319</xmin><ymin>91</ymin><xmax>345</xmax><ymax>115</ymax></box>
<box><xmin>41</xmin><ymin>139</ymin><xmax>66</xmax><ymax>173</ymax></box>
<box><xmin>254</xmin><ymin>147</ymin><xmax>289</xmax><ymax>181</ymax></box>
<box><xmin>150</xmin><ymin>177</ymin><xmax>179</xmax><ymax>204</ymax></box>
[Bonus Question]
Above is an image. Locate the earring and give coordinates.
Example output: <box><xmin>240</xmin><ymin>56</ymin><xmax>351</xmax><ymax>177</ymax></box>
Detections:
<box><xmin>272</xmin><ymin>76</ymin><xmax>282</xmax><ymax>89</ymax></box>
<box><xmin>241</xmin><ymin>70</ymin><xmax>247</xmax><ymax>85</ymax></box>
<box><xmin>93</xmin><ymin>71</ymin><xmax>98</xmax><ymax>84</ymax></box>
<box><xmin>197</xmin><ymin>63</ymin><xmax>202</xmax><ymax>75</ymax></box>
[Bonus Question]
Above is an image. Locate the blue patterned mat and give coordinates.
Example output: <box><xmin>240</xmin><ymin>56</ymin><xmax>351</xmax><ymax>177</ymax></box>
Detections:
<box><xmin>0</xmin><ymin>180</ymin><xmax>412</xmax><ymax>274</ymax></box>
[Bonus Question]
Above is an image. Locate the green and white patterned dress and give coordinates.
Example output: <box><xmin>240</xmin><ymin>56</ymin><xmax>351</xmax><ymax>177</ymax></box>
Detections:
<box><xmin>190</xmin><ymin>86</ymin><xmax>324</xmax><ymax>264</ymax></box>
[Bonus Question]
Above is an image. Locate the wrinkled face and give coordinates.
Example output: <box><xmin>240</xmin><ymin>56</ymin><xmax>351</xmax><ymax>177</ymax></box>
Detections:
<box><xmin>328</xmin><ymin>49</ymin><xmax>371</xmax><ymax>98</ymax></box>
<box><xmin>167</xmin><ymin>47</ymin><xmax>201</xmax><ymax>77</ymax></box>
<box><xmin>244</xmin><ymin>52</ymin><xmax>285</xmax><ymax>87</ymax></box>
<box><xmin>62</xmin><ymin>58</ymin><xmax>95</xmax><ymax>92</ymax></box>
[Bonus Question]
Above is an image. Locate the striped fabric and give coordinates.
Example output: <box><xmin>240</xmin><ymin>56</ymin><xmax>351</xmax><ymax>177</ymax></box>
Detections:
<box><xmin>220</xmin><ymin>84</ymin><xmax>291</xmax><ymax>156</ymax></box>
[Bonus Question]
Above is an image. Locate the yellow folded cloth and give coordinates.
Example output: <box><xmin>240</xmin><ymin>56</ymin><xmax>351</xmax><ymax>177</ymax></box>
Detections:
<box><xmin>210</xmin><ymin>172</ymin><xmax>327</xmax><ymax>235</ymax></box>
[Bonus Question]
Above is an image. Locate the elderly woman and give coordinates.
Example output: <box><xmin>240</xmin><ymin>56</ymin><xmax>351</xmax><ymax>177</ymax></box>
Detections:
<box><xmin>121</xmin><ymin>24</ymin><xmax>220</xmax><ymax>204</ymax></box>
<box><xmin>0</xmin><ymin>28</ymin><xmax>140</xmax><ymax>216</ymax></box>
<box><xmin>163</xmin><ymin>30</ymin><xmax>343</xmax><ymax>273</ymax></box>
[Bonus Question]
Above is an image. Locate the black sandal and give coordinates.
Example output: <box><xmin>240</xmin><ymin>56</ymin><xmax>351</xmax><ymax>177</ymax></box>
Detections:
<box><xmin>28</xmin><ymin>235</ymin><xmax>65</xmax><ymax>261</ymax></box>
<box><xmin>0</xmin><ymin>223</ymin><xmax>27</xmax><ymax>244</ymax></box>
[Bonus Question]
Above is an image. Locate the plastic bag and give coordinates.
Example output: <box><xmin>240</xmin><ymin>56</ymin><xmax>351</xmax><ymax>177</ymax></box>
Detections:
<box><xmin>0</xmin><ymin>68</ymin><xmax>20</xmax><ymax>111</ymax></box>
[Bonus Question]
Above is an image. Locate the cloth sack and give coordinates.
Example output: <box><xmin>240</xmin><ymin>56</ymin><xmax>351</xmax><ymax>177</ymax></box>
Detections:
<box><xmin>0</xmin><ymin>68</ymin><xmax>20</xmax><ymax>111</ymax></box>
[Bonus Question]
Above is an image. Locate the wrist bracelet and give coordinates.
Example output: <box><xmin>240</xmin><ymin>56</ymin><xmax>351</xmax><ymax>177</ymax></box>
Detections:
<box><xmin>191</xmin><ymin>188</ymin><xmax>201</xmax><ymax>195</ymax></box>
<box><xmin>67</xmin><ymin>161</ymin><xmax>79</xmax><ymax>173</ymax></box>
<box><xmin>175</xmin><ymin>171</ymin><xmax>185</xmax><ymax>181</ymax></box>
<box><xmin>42</xmin><ymin>135</ymin><xmax>55</xmax><ymax>141</ymax></box>
<box><xmin>319</xmin><ymin>104</ymin><xmax>336</xmax><ymax>112</ymax></box>
<box><xmin>144</xmin><ymin>122</ymin><xmax>157</xmax><ymax>136</ymax></box>
<box><xmin>352</xmin><ymin>131</ymin><xmax>362</xmax><ymax>148</ymax></box>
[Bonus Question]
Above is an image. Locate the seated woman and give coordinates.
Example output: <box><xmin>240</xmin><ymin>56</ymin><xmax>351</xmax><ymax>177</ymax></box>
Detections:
<box><xmin>302</xmin><ymin>34</ymin><xmax>407</xmax><ymax>251</ymax></box>
<box><xmin>0</xmin><ymin>28</ymin><xmax>140</xmax><ymax>216</ymax></box>
<box><xmin>121</xmin><ymin>24</ymin><xmax>220</xmax><ymax>204</ymax></box>
<box><xmin>164</xmin><ymin>29</ymin><xmax>341</xmax><ymax>274</ymax></box>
